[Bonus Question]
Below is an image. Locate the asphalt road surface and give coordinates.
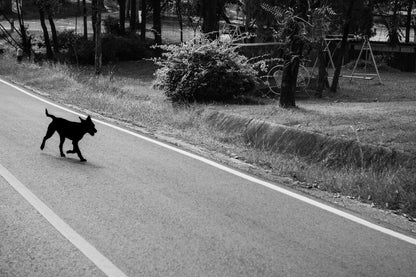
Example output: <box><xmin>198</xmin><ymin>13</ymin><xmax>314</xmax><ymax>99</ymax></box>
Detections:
<box><xmin>1</xmin><ymin>79</ymin><xmax>416</xmax><ymax>277</ymax></box>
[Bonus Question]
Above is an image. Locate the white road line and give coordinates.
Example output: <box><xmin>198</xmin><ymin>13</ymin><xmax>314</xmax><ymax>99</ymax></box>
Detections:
<box><xmin>1</xmin><ymin>78</ymin><xmax>416</xmax><ymax>247</ymax></box>
<box><xmin>0</xmin><ymin>163</ymin><xmax>128</xmax><ymax>277</ymax></box>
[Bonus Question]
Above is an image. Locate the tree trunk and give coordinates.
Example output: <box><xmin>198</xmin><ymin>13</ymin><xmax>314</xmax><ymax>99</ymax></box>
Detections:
<box><xmin>279</xmin><ymin>33</ymin><xmax>304</xmax><ymax>108</ymax></box>
<box><xmin>47</xmin><ymin>12</ymin><xmax>59</xmax><ymax>56</ymax></box>
<box><xmin>176</xmin><ymin>0</ymin><xmax>183</xmax><ymax>43</ymax></box>
<box><xmin>38</xmin><ymin>7</ymin><xmax>53</xmax><ymax>60</ymax></box>
<box><xmin>92</xmin><ymin>0</ymin><xmax>97</xmax><ymax>41</ymax></box>
<box><xmin>119</xmin><ymin>0</ymin><xmax>126</xmax><ymax>34</ymax></box>
<box><xmin>130</xmin><ymin>0</ymin><xmax>137</xmax><ymax>33</ymax></box>
<box><xmin>316</xmin><ymin>39</ymin><xmax>329</xmax><ymax>97</ymax></box>
<box><xmin>127</xmin><ymin>0</ymin><xmax>131</xmax><ymax>18</ymax></box>
<box><xmin>405</xmin><ymin>0</ymin><xmax>413</xmax><ymax>43</ymax></box>
<box><xmin>95</xmin><ymin>0</ymin><xmax>102</xmax><ymax>75</ymax></box>
<box><xmin>414</xmin><ymin>25</ymin><xmax>416</xmax><ymax>43</ymax></box>
<box><xmin>330</xmin><ymin>0</ymin><xmax>355</xmax><ymax>92</ymax></box>
<box><xmin>15</xmin><ymin>0</ymin><xmax>30</xmax><ymax>56</ymax></box>
<box><xmin>389</xmin><ymin>0</ymin><xmax>401</xmax><ymax>45</ymax></box>
<box><xmin>140</xmin><ymin>0</ymin><xmax>147</xmax><ymax>40</ymax></box>
<box><xmin>152</xmin><ymin>0</ymin><xmax>162</xmax><ymax>44</ymax></box>
<box><xmin>280</xmin><ymin>55</ymin><xmax>300</xmax><ymax>108</ymax></box>
<box><xmin>201</xmin><ymin>0</ymin><xmax>218</xmax><ymax>39</ymax></box>
<box><xmin>83</xmin><ymin>0</ymin><xmax>87</xmax><ymax>39</ymax></box>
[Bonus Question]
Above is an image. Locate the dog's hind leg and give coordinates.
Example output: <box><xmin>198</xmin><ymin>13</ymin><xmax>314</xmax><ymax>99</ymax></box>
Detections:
<box><xmin>73</xmin><ymin>141</ymin><xmax>86</xmax><ymax>162</ymax></box>
<box><xmin>59</xmin><ymin>135</ymin><xmax>66</xmax><ymax>157</ymax></box>
<box><xmin>40</xmin><ymin>124</ymin><xmax>55</xmax><ymax>150</ymax></box>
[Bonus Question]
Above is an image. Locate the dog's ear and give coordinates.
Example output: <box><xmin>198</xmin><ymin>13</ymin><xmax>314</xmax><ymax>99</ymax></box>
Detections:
<box><xmin>87</xmin><ymin>115</ymin><xmax>92</xmax><ymax>121</ymax></box>
<box><xmin>79</xmin><ymin>117</ymin><xmax>85</xmax><ymax>122</ymax></box>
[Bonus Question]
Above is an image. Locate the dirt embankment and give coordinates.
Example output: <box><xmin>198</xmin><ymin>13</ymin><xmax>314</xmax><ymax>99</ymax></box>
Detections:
<box><xmin>205</xmin><ymin>111</ymin><xmax>416</xmax><ymax>171</ymax></box>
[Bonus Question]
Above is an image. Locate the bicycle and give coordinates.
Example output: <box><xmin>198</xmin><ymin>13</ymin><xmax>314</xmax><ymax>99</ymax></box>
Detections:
<box><xmin>260</xmin><ymin>57</ymin><xmax>311</xmax><ymax>96</ymax></box>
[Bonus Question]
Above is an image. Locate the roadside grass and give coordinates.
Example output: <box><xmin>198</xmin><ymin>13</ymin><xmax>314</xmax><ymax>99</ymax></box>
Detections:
<box><xmin>219</xmin><ymin>71</ymin><xmax>416</xmax><ymax>155</ymax></box>
<box><xmin>1</xmin><ymin>53</ymin><xmax>415</xmax><ymax>217</ymax></box>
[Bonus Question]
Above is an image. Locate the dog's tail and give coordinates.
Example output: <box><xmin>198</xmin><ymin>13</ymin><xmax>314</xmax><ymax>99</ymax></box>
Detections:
<box><xmin>45</xmin><ymin>109</ymin><xmax>55</xmax><ymax>119</ymax></box>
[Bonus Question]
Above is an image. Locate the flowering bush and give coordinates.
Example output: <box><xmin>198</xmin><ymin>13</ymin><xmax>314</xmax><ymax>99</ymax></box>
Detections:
<box><xmin>154</xmin><ymin>36</ymin><xmax>258</xmax><ymax>103</ymax></box>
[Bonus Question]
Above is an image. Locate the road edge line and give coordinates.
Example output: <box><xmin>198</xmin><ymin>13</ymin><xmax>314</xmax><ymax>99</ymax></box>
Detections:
<box><xmin>0</xmin><ymin>163</ymin><xmax>128</xmax><ymax>277</ymax></box>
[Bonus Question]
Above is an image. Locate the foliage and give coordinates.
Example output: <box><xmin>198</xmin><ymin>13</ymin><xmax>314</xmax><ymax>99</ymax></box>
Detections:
<box><xmin>57</xmin><ymin>31</ymin><xmax>152</xmax><ymax>64</ymax></box>
<box><xmin>308</xmin><ymin>6</ymin><xmax>337</xmax><ymax>41</ymax></box>
<box><xmin>261</xmin><ymin>2</ymin><xmax>336</xmax><ymax>43</ymax></box>
<box><xmin>103</xmin><ymin>16</ymin><xmax>122</xmax><ymax>36</ymax></box>
<box><xmin>374</xmin><ymin>0</ymin><xmax>406</xmax><ymax>44</ymax></box>
<box><xmin>328</xmin><ymin>0</ymin><xmax>374</xmax><ymax>37</ymax></box>
<box><xmin>102</xmin><ymin>34</ymin><xmax>152</xmax><ymax>62</ymax></box>
<box><xmin>57</xmin><ymin>30</ymin><xmax>82</xmax><ymax>49</ymax></box>
<box><xmin>154</xmin><ymin>35</ymin><xmax>259</xmax><ymax>103</ymax></box>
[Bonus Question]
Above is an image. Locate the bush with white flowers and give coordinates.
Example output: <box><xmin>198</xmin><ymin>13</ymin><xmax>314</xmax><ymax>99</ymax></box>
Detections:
<box><xmin>154</xmin><ymin>36</ymin><xmax>258</xmax><ymax>103</ymax></box>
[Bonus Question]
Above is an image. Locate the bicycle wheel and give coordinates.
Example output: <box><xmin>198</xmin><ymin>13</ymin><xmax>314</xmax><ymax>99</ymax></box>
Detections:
<box><xmin>267</xmin><ymin>64</ymin><xmax>283</xmax><ymax>95</ymax></box>
<box><xmin>263</xmin><ymin>63</ymin><xmax>310</xmax><ymax>96</ymax></box>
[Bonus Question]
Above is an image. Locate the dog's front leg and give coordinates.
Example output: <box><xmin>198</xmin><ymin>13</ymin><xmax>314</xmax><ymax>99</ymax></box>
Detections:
<box><xmin>73</xmin><ymin>141</ymin><xmax>87</xmax><ymax>162</ymax></box>
<box><xmin>59</xmin><ymin>135</ymin><xmax>66</xmax><ymax>157</ymax></box>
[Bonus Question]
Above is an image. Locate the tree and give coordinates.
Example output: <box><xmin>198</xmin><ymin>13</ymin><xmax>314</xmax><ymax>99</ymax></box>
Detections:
<box><xmin>0</xmin><ymin>10</ymin><xmax>23</xmax><ymax>51</ymax></box>
<box><xmin>330</xmin><ymin>0</ymin><xmax>373</xmax><ymax>92</ymax></box>
<box><xmin>82</xmin><ymin>0</ymin><xmax>87</xmax><ymax>39</ymax></box>
<box><xmin>176</xmin><ymin>0</ymin><xmax>184</xmax><ymax>42</ymax></box>
<box><xmin>130</xmin><ymin>0</ymin><xmax>137</xmax><ymax>33</ymax></box>
<box><xmin>34</xmin><ymin>0</ymin><xmax>54</xmax><ymax>59</ymax></box>
<box><xmin>118</xmin><ymin>0</ymin><xmax>126</xmax><ymax>34</ymax></box>
<box><xmin>140</xmin><ymin>0</ymin><xmax>147</xmax><ymax>40</ymax></box>
<box><xmin>44</xmin><ymin>0</ymin><xmax>60</xmax><ymax>56</ymax></box>
<box><xmin>152</xmin><ymin>0</ymin><xmax>161</xmax><ymax>44</ymax></box>
<box><xmin>14</xmin><ymin>0</ymin><xmax>31</xmax><ymax>57</ymax></box>
<box><xmin>262</xmin><ymin>3</ymin><xmax>308</xmax><ymax>108</ymax></box>
<box><xmin>95</xmin><ymin>0</ymin><xmax>102</xmax><ymax>74</ymax></box>
<box><xmin>374</xmin><ymin>0</ymin><xmax>403</xmax><ymax>45</ymax></box>
<box><xmin>330</xmin><ymin>0</ymin><xmax>355</xmax><ymax>92</ymax></box>
<box><xmin>183</xmin><ymin>0</ymin><xmax>201</xmax><ymax>37</ymax></box>
<box><xmin>309</xmin><ymin>3</ymin><xmax>336</xmax><ymax>97</ymax></box>
<box><xmin>404</xmin><ymin>0</ymin><xmax>415</xmax><ymax>43</ymax></box>
<box><xmin>201</xmin><ymin>0</ymin><xmax>219</xmax><ymax>39</ymax></box>
<box><xmin>92</xmin><ymin>0</ymin><xmax>97</xmax><ymax>40</ymax></box>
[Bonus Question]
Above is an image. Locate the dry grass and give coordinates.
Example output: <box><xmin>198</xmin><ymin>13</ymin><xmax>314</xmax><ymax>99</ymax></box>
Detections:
<box><xmin>214</xmin><ymin>70</ymin><xmax>416</xmax><ymax>155</ymax></box>
<box><xmin>0</xmin><ymin>54</ymin><xmax>415</xmax><ymax>216</ymax></box>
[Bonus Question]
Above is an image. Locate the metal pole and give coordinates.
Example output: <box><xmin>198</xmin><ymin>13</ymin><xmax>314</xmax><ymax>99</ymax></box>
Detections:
<box><xmin>367</xmin><ymin>37</ymin><xmax>382</xmax><ymax>84</ymax></box>
<box><xmin>350</xmin><ymin>39</ymin><xmax>365</xmax><ymax>81</ymax></box>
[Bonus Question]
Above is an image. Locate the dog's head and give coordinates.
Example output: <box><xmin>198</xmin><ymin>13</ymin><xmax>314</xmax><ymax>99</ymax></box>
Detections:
<box><xmin>80</xmin><ymin>115</ymin><xmax>97</xmax><ymax>136</ymax></box>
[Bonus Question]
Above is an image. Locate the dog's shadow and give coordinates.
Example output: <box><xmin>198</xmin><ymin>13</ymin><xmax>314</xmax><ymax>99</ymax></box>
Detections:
<box><xmin>40</xmin><ymin>152</ymin><xmax>103</xmax><ymax>169</ymax></box>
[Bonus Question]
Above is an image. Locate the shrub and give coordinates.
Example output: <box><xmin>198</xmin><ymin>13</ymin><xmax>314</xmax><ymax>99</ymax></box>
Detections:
<box><xmin>57</xmin><ymin>31</ymin><xmax>152</xmax><ymax>64</ymax></box>
<box><xmin>154</xmin><ymin>36</ymin><xmax>259</xmax><ymax>103</ymax></box>
<box><xmin>56</xmin><ymin>30</ymin><xmax>94</xmax><ymax>64</ymax></box>
<box><xmin>57</xmin><ymin>30</ymin><xmax>82</xmax><ymax>49</ymax></box>
<box><xmin>103</xmin><ymin>16</ymin><xmax>121</xmax><ymax>35</ymax></box>
<box><xmin>103</xmin><ymin>35</ymin><xmax>151</xmax><ymax>62</ymax></box>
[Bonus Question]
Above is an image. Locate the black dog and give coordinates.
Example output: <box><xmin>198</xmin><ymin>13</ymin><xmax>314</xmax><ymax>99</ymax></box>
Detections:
<box><xmin>40</xmin><ymin>109</ymin><xmax>97</xmax><ymax>162</ymax></box>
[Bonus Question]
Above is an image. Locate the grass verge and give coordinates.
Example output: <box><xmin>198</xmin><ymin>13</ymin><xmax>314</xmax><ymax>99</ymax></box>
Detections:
<box><xmin>0</xmin><ymin>53</ymin><xmax>415</xmax><ymax>218</ymax></box>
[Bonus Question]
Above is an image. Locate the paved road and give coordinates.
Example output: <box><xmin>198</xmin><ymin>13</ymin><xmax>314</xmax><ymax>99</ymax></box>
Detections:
<box><xmin>1</xmin><ymin>79</ymin><xmax>416</xmax><ymax>277</ymax></box>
